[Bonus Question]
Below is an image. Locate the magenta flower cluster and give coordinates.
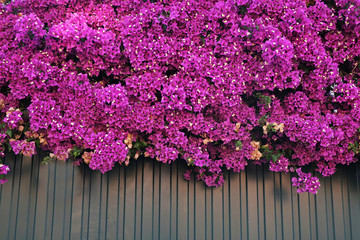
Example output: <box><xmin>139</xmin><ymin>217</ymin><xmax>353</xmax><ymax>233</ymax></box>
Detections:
<box><xmin>0</xmin><ymin>163</ymin><xmax>10</xmax><ymax>184</ymax></box>
<box><xmin>291</xmin><ymin>168</ymin><xmax>320</xmax><ymax>194</ymax></box>
<box><xmin>0</xmin><ymin>0</ymin><xmax>359</xmax><ymax>194</ymax></box>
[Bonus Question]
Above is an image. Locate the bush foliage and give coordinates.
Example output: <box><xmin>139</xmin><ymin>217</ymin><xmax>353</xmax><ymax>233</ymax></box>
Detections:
<box><xmin>1</xmin><ymin>0</ymin><xmax>360</xmax><ymax>193</ymax></box>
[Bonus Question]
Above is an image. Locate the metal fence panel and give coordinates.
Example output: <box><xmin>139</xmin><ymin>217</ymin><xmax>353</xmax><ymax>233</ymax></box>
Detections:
<box><xmin>0</xmin><ymin>152</ymin><xmax>359</xmax><ymax>240</ymax></box>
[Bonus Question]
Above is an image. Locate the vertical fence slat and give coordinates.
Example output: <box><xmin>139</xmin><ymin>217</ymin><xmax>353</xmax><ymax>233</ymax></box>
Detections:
<box><xmin>228</xmin><ymin>171</ymin><xmax>241</xmax><ymax>239</ymax></box>
<box><xmin>246</xmin><ymin>165</ymin><xmax>260</xmax><ymax>240</ymax></box>
<box><xmin>177</xmin><ymin>160</ymin><xmax>189</xmax><ymax>240</ymax></box>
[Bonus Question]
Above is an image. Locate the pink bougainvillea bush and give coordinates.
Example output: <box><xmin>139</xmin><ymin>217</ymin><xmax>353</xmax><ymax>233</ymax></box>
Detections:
<box><xmin>0</xmin><ymin>0</ymin><xmax>360</xmax><ymax>193</ymax></box>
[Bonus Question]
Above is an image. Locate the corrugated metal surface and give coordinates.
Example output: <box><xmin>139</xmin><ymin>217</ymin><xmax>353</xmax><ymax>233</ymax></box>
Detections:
<box><xmin>0</xmin><ymin>152</ymin><xmax>360</xmax><ymax>240</ymax></box>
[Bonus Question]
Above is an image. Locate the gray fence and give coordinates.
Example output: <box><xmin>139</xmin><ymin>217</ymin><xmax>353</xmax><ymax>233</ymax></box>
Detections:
<box><xmin>0</xmin><ymin>152</ymin><xmax>359</xmax><ymax>240</ymax></box>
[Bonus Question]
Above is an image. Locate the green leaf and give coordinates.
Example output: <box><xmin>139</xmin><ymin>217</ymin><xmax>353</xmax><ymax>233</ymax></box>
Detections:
<box><xmin>255</xmin><ymin>93</ymin><xmax>272</xmax><ymax>108</ymax></box>
<box><xmin>258</xmin><ymin>113</ymin><xmax>269</xmax><ymax>126</ymax></box>
<box><xmin>139</xmin><ymin>141</ymin><xmax>147</xmax><ymax>148</ymax></box>
<box><xmin>271</xmin><ymin>153</ymin><xmax>282</xmax><ymax>162</ymax></box>
<box><xmin>259</xmin><ymin>145</ymin><xmax>284</xmax><ymax>162</ymax></box>
<box><xmin>133</xmin><ymin>140</ymin><xmax>147</xmax><ymax>149</ymax></box>
<box><xmin>6</xmin><ymin>143</ymin><xmax>12</xmax><ymax>153</ymax></box>
<box><xmin>266</xmin><ymin>123</ymin><xmax>276</xmax><ymax>133</ymax></box>
<box><xmin>27</xmin><ymin>30</ymin><xmax>35</xmax><ymax>40</ymax></box>
<box><xmin>35</xmin><ymin>139</ymin><xmax>41</xmax><ymax>148</ymax></box>
<box><xmin>200</xmin><ymin>35</ymin><xmax>206</xmax><ymax>45</ymax></box>
<box><xmin>238</xmin><ymin>5</ymin><xmax>248</xmax><ymax>16</ymax></box>
<box><xmin>43</xmin><ymin>23</ymin><xmax>49</xmax><ymax>32</ymax></box>
<box><xmin>348</xmin><ymin>142</ymin><xmax>360</xmax><ymax>154</ymax></box>
<box><xmin>133</xmin><ymin>142</ymin><xmax>140</xmax><ymax>149</ymax></box>
<box><xmin>5</xmin><ymin>129</ymin><xmax>12</xmax><ymax>138</ymax></box>
<box><xmin>71</xmin><ymin>146</ymin><xmax>82</xmax><ymax>158</ymax></box>
<box><xmin>235</xmin><ymin>140</ymin><xmax>243</xmax><ymax>149</ymax></box>
<box><xmin>41</xmin><ymin>156</ymin><xmax>52</xmax><ymax>166</ymax></box>
<box><xmin>11</xmin><ymin>7</ymin><xmax>20</xmax><ymax>15</ymax></box>
<box><xmin>73</xmin><ymin>150</ymin><xmax>81</xmax><ymax>158</ymax></box>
